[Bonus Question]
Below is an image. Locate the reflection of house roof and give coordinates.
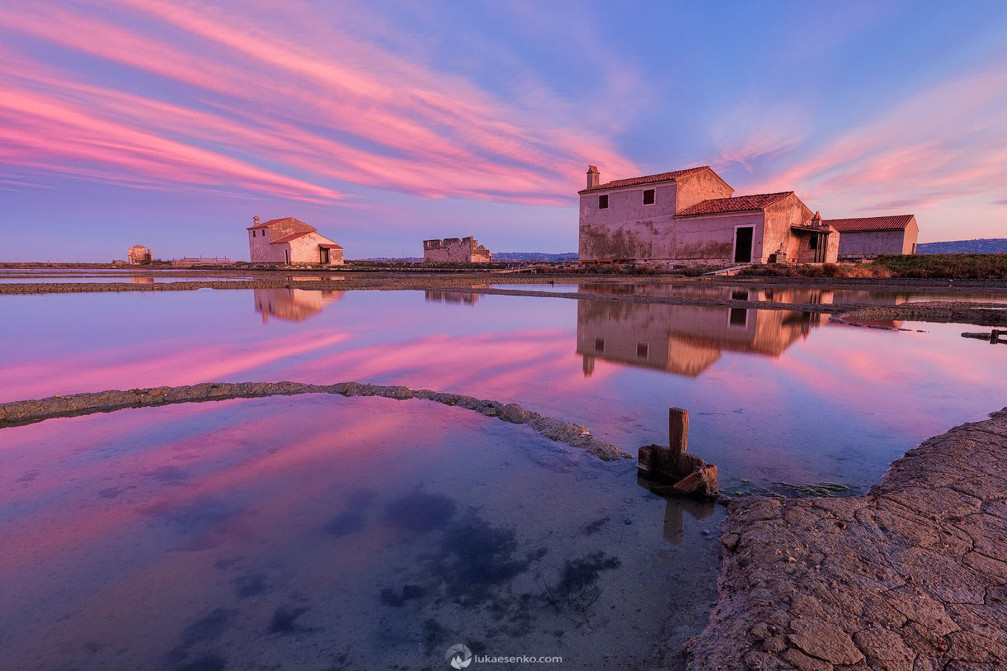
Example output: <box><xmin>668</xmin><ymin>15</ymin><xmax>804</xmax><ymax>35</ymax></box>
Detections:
<box><xmin>677</xmin><ymin>192</ymin><xmax>793</xmax><ymax>217</ymax></box>
<box><xmin>824</xmin><ymin>215</ymin><xmax>915</xmax><ymax>232</ymax></box>
<box><xmin>270</xmin><ymin>231</ymin><xmax>314</xmax><ymax>244</ymax></box>
<box><xmin>579</xmin><ymin>166</ymin><xmax>711</xmax><ymax>193</ymax></box>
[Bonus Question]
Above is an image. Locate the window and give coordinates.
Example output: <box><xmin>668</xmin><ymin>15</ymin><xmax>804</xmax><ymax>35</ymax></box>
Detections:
<box><xmin>637</xmin><ymin>343</ymin><xmax>649</xmax><ymax>358</ymax></box>
<box><xmin>729</xmin><ymin>308</ymin><xmax>748</xmax><ymax>327</ymax></box>
<box><xmin>642</xmin><ymin>189</ymin><xmax>655</xmax><ymax>205</ymax></box>
<box><xmin>598</xmin><ymin>195</ymin><xmax>609</xmax><ymax>209</ymax></box>
<box><xmin>809</xmin><ymin>235</ymin><xmax>818</xmax><ymax>250</ymax></box>
<box><xmin>594</xmin><ymin>338</ymin><xmax>605</xmax><ymax>352</ymax></box>
<box><xmin>731</xmin><ymin>289</ymin><xmax>749</xmax><ymax>301</ymax></box>
<box><xmin>252</xmin><ymin>230</ymin><xmax>256</xmax><ymax>237</ymax></box>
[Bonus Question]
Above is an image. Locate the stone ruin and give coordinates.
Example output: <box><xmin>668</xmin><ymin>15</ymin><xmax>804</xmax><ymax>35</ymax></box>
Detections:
<box><xmin>422</xmin><ymin>236</ymin><xmax>492</xmax><ymax>264</ymax></box>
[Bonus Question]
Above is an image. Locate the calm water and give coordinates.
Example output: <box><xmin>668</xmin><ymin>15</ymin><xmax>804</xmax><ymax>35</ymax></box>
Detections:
<box><xmin>1</xmin><ymin>284</ymin><xmax>1005</xmax><ymax>670</ymax></box>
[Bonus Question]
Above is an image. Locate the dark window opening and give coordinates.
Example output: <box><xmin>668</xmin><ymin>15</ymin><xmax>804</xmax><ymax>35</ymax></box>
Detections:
<box><xmin>252</xmin><ymin>230</ymin><xmax>256</xmax><ymax>237</ymax></box>
<box><xmin>594</xmin><ymin>338</ymin><xmax>605</xmax><ymax>352</ymax></box>
<box><xmin>809</xmin><ymin>235</ymin><xmax>818</xmax><ymax>250</ymax></box>
<box><xmin>642</xmin><ymin>189</ymin><xmax>655</xmax><ymax>205</ymax></box>
<box><xmin>731</xmin><ymin>289</ymin><xmax>749</xmax><ymax>301</ymax></box>
<box><xmin>729</xmin><ymin>308</ymin><xmax>748</xmax><ymax>327</ymax></box>
<box><xmin>598</xmin><ymin>195</ymin><xmax>609</xmax><ymax>209</ymax></box>
<box><xmin>637</xmin><ymin>343</ymin><xmax>649</xmax><ymax>358</ymax></box>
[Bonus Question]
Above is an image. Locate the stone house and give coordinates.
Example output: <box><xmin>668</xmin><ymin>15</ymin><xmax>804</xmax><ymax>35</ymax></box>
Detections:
<box><xmin>578</xmin><ymin>165</ymin><xmax>839</xmax><ymax>265</ymax></box>
<box><xmin>127</xmin><ymin>244</ymin><xmax>152</xmax><ymax>265</ymax></box>
<box><xmin>824</xmin><ymin>215</ymin><xmax>919</xmax><ymax>258</ymax></box>
<box><xmin>247</xmin><ymin>216</ymin><xmax>343</xmax><ymax>266</ymax></box>
<box><xmin>423</xmin><ymin>237</ymin><xmax>492</xmax><ymax>263</ymax></box>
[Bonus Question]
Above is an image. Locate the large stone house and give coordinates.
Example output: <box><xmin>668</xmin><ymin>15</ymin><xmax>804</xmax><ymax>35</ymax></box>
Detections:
<box><xmin>578</xmin><ymin>165</ymin><xmax>839</xmax><ymax>265</ymax></box>
<box><xmin>247</xmin><ymin>216</ymin><xmax>343</xmax><ymax>266</ymax></box>
<box><xmin>824</xmin><ymin>215</ymin><xmax>919</xmax><ymax>258</ymax></box>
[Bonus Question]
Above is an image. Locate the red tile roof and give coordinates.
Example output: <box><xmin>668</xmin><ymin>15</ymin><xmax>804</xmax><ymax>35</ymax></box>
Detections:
<box><xmin>677</xmin><ymin>192</ymin><xmax>793</xmax><ymax>217</ymax></box>
<box><xmin>824</xmin><ymin>215</ymin><xmax>915</xmax><ymax>232</ymax></box>
<box><xmin>318</xmin><ymin>242</ymin><xmax>343</xmax><ymax>249</ymax></box>
<box><xmin>579</xmin><ymin>166</ymin><xmax>712</xmax><ymax>193</ymax></box>
<box><xmin>247</xmin><ymin>217</ymin><xmax>316</xmax><ymax>231</ymax></box>
<box><xmin>270</xmin><ymin>231</ymin><xmax>314</xmax><ymax>244</ymax></box>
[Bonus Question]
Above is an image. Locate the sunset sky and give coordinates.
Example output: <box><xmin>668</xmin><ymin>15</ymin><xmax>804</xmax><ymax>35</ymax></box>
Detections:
<box><xmin>2</xmin><ymin>0</ymin><xmax>1006</xmax><ymax>261</ymax></box>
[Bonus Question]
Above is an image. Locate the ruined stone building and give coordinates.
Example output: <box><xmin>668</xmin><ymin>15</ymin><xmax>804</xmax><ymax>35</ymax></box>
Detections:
<box><xmin>423</xmin><ymin>237</ymin><xmax>492</xmax><ymax>264</ymax></box>
<box><xmin>824</xmin><ymin>214</ymin><xmax>919</xmax><ymax>258</ymax></box>
<box><xmin>578</xmin><ymin>165</ymin><xmax>839</xmax><ymax>265</ymax></box>
<box><xmin>247</xmin><ymin>216</ymin><xmax>343</xmax><ymax>266</ymax></box>
<box><xmin>127</xmin><ymin>244</ymin><xmax>152</xmax><ymax>265</ymax></box>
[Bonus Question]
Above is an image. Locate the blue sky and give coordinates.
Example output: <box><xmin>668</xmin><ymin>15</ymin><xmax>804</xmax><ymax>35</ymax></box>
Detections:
<box><xmin>2</xmin><ymin>0</ymin><xmax>1006</xmax><ymax>261</ymax></box>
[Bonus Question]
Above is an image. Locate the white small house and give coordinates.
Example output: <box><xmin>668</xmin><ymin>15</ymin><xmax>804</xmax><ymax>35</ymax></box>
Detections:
<box><xmin>247</xmin><ymin>216</ymin><xmax>343</xmax><ymax>266</ymax></box>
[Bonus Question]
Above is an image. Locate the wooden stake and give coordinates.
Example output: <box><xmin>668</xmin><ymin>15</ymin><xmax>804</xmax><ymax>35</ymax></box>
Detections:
<box><xmin>669</xmin><ymin>407</ymin><xmax>689</xmax><ymax>458</ymax></box>
<box><xmin>992</xmin><ymin>330</ymin><xmax>1001</xmax><ymax>344</ymax></box>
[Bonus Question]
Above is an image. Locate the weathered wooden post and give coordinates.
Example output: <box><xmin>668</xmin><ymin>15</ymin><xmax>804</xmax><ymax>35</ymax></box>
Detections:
<box><xmin>638</xmin><ymin>406</ymin><xmax>718</xmax><ymax>498</ymax></box>
<box><xmin>992</xmin><ymin>329</ymin><xmax>1001</xmax><ymax>344</ymax></box>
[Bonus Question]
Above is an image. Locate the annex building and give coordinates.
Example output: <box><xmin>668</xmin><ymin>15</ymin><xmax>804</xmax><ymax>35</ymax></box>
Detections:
<box><xmin>578</xmin><ymin>165</ymin><xmax>839</xmax><ymax>265</ymax></box>
<box><xmin>247</xmin><ymin>216</ymin><xmax>343</xmax><ymax>266</ymax></box>
<box><xmin>824</xmin><ymin>215</ymin><xmax>919</xmax><ymax>258</ymax></box>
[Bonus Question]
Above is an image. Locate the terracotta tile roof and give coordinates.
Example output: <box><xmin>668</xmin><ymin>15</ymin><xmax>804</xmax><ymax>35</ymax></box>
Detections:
<box><xmin>247</xmin><ymin>217</ymin><xmax>316</xmax><ymax>231</ymax></box>
<box><xmin>824</xmin><ymin>215</ymin><xmax>915</xmax><ymax>232</ymax></box>
<box><xmin>579</xmin><ymin>166</ymin><xmax>711</xmax><ymax>193</ymax></box>
<box><xmin>270</xmin><ymin>231</ymin><xmax>314</xmax><ymax>244</ymax></box>
<box><xmin>318</xmin><ymin>242</ymin><xmax>343</xmax><ymax>249</ymax></box>
<box><xmin>677</xmin><ymin>192</ymin><xmax>793</xmax><ymax>217</ymax></box>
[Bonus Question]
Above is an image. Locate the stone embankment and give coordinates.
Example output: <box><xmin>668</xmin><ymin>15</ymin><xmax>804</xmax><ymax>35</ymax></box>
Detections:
<box><xmin>687</xmin><ymin>408</ymin><xmax>1007</xmax><ymax>670</ymax></box>
<box><xmin>0</xmin><ymin>381</ymin><xmax>629</xmax><ymax>461</ymax></box>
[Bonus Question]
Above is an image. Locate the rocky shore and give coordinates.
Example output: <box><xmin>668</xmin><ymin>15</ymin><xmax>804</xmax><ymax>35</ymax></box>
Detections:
<box><xmin>686</xmin><ymin>408</ymin><xmax>1007</xmax><ymax>670</ymax></box>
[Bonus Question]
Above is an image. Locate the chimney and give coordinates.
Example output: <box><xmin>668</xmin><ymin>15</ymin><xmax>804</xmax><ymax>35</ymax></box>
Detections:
<box><xmin>586</xmin><ymin>165</ymin><xmax>600</xmax><ymax>190</ymax></box>
<box><xmin>252</xmin><ymin>215</ymin><xmax>260</xmax><ymax>226</ymax></box>
<box><xmin>811</xmin><ymin>211</ymin><xmax>822</xmax><ymax>228</ymax></box>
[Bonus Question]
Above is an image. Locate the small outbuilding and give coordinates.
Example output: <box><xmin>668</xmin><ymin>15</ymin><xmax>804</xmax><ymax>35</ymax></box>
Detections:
<box><xmin>127</xmin><ymin>244</ymin><xmax>152</xmax><ymax>265</ymax></box>
<box><xmin>824</xmin><ymin>215</ymin><xmax>919</xmax><ymax>258</ymax></box>
<box><xmin>423</xmin><ymin>237</ymin><xmax>492</xmax><ymax>263</ymax></box>
<box><xmin>247</xmin><ymin>216</ymin><xmax>343</xmax><ymax>266</ymax></box>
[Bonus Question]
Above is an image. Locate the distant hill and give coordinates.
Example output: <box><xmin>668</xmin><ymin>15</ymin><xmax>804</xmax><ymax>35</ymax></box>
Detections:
<box><xmin>917</xmin><ymin>239</ymin><xmax>1007</xmax><ymax>254</ymax></box>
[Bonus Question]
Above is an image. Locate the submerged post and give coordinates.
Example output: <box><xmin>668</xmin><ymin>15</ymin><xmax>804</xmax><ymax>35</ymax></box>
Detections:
<box><xmin>669</xmin><ymin>407</ymin><xmax>689</xmax><ymax>458</ymax></box>
<box><xmin>992</xmin><ymin>330</ymin><xmax>1001</xmax><ymax>344</ymax></box>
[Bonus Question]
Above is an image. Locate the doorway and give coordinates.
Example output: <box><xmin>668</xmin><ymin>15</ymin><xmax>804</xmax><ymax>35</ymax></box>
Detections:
<box><xmin>320</xmin><ymin>247</ymin><xmax>330</xmax><ymax>264</ymax></box>
<box><xmin>284</xmin><ymin>249</ymin><xmax>290</xmax><ymax>264</ymax></box>
<box><xmin>734</xmin><ymin>227</ymin><xmax>753</xmax><ymax>263</ymax></box>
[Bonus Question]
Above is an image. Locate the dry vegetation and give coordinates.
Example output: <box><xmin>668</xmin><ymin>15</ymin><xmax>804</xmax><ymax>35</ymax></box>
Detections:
<box><xmin>739</xmin><ymin>254</ymin><xmax>1007</xmax><ymax>280</ymax></box>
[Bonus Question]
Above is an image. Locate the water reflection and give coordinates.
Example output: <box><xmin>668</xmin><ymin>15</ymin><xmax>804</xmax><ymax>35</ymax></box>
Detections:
<box><xmin>253</xmin><ymin>288</ymin><xmax>344</xmax><ymax>322</ymax></box>
<box><xmin>577</xmin><ymin>298</ymin><xmax>822</xmax><ymax>377</ymax></box>
<box><xmin>425</xmin><ymin>289</ymin><xmax>481</xmax><ymax>305</ymax></box>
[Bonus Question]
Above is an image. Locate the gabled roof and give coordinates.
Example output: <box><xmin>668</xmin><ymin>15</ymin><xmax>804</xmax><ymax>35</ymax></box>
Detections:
<box><xmin>677</xmin><ymin>192</ymin><xmax>793</xmax><ymax>217</ymax></box>
<box><xmin>247</xmin><ymin>217</ymin><xmax>316</xmax><ymax>232</ymax></box>
<box><xmin>579</xmin><ymin>166</ymin><xmax>714</xmax><ymax>193</ymax></box>
<box><xmin>824</xmin><ymin>215</ymin><xmax>915</xmax><ymax>232</ymax></box>
<box><xmin>270</xmin><ymin>231</ymin><xmax>314</xmax><ymax>244</ymax></box>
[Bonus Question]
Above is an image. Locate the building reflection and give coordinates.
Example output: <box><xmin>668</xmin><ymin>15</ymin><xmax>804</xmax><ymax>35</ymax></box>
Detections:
<box><xmin>425</xmin><ymin>290</ymin><xmax>481</xmax><ymax>305</ymax></box>
<box><xmin>253</xmin><ymin>288</ymin><xmax>344</xmax><ymax>323</ymax></box>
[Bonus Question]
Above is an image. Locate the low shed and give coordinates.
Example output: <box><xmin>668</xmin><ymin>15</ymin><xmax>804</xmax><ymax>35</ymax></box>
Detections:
<box><xmin>825</xmin><ymin>215</ymin><xmax>918</xmax><ymax>258</ymax></box>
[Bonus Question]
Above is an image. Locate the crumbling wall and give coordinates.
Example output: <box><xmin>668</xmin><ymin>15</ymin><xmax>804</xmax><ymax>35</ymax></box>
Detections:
<box><xmin>423</xmin><ymin>237</ymin><xmax>492</xmax><ymax>263</ymax></box>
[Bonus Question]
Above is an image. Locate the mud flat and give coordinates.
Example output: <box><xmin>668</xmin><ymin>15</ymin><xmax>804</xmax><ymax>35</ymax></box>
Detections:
<box><xmin>686</xmin><ymin>408</ymin><xmax>1007</xmax><ymax>670</ymax></box>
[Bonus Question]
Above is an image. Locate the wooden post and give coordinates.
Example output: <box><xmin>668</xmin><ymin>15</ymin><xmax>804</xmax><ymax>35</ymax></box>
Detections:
<box><xmin>992</xmin><ymin>330</ymin><xmax>1001</xmax><ymax>344</ymax></box>
<box><xmin>669</xmin><ymin>407</ymin><xmax>689</xmax><ymax>459</ymax></box>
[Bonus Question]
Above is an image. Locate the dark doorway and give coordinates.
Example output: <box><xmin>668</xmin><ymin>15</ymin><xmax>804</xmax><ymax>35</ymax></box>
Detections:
<box><xmin>320</xmin><ymin>247</ymin><xmax>330</xmax><ymax>264</ymax></box>
<box><xmin>734</xmin><ymin>227</ymin><xmax>753</xmax><ymax>263</ymax></box>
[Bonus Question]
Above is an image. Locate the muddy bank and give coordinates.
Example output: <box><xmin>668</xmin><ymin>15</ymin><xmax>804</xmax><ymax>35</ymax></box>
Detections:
<box><xmin>0</xmin><ymin>381</ymin><xmax>629</xmax><ymax>461</ymax></box>
<box><xmin>686</xmin><ymin>408</ymin><xmax>1007</xmax><ymax>670</ymax></box>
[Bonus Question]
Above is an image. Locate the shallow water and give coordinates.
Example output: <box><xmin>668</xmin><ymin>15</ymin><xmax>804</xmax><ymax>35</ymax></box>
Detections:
<box><xmin>0</xmin><ymin>396</ymin><xmax>721</xmax><ymax>670</ymax></box>
<box><xmin>1</xmin><ymin>284</ymin><xmax>1005</xmax><ymax>669</ymax></box>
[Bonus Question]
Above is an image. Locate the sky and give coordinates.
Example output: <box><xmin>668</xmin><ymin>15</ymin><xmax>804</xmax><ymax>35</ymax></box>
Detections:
<box><xmin>2</xmin><ymin>0</ymin><xmax>1006</xmax><ymax>261</ymax></box>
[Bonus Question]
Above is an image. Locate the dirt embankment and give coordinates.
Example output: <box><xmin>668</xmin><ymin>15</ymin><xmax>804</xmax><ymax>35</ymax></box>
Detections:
<box><xmin>3</xmin><ymin>272</ymin><xmax>1006</xmax><ymax>326</ymax></box>
<box><xmin>686</xmin><ymin>408</ymin><xmax>1007</xmax><ymax>670</ymax></box>
<box><xmin>0</xmin><ymin>381</ymin><xmax>629</xmax><ymax>461</ymax></box>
